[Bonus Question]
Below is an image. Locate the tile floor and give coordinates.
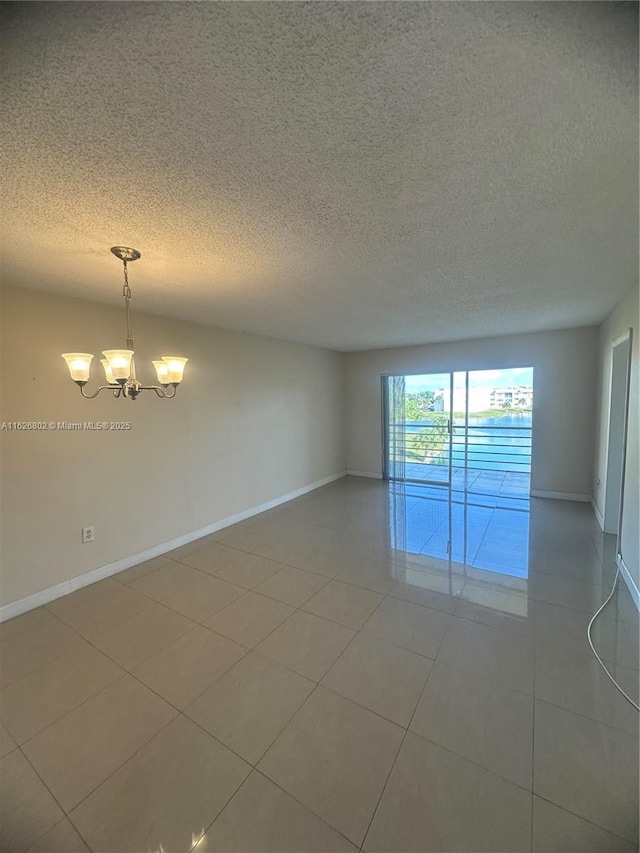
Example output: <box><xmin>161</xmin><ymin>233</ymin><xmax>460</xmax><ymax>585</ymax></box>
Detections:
<box><xmin>404</xmin><ymin>464</ymin><xmax>531</xmax><ymax>501</ymax></box>
<box><xmin>0</xmin><ymin>476</ymin><xmax>638</xmax><ymax>852</ymax></box>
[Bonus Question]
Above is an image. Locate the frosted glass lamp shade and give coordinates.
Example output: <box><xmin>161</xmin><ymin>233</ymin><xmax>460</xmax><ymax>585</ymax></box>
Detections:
<box><xmin>152</xmin><ymin>360</ymin><xmax>170</xmax><ymax>385</ymax></box>
<box><xmin>61</xmin><ymin>353</ymin><xmax>93</xmax><ymax>382</ymax></box>
<box><xmin>101</xmin><ymin>358</ymin><xmax>117</xmax><ymax>385</ymax></box>
<box><xmin>102</xmin><ymin>349</ymin><xmax>134</xmax><ymax>381</ymax></box>
<box><xmin>162</xmin><ymin>356</ymin><xmax>188</xmax><ymax>383</ymax></box>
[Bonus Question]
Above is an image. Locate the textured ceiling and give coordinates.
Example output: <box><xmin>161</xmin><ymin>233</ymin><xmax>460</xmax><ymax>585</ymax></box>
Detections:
<box><xmin>1</xmin><ymin>2</ymin><xmax>638</xmax><ymax>351</ymax></box>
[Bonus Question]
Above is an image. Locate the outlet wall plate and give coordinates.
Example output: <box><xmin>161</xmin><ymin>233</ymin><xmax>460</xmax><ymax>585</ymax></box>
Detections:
<box><xmin>82</xmin><ymin>526</ymin><xmax>95</xmax><ymax>544</ymax></box>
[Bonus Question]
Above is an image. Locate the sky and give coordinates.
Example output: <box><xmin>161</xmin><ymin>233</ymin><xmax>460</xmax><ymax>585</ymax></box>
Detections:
<box><xmin>405</xmin><ymin>367</ymin><xmax>533</xmax><ymax>394</ymax></box>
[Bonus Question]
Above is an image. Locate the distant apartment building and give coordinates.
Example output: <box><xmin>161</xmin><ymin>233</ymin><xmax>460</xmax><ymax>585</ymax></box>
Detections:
<box><xmin>431</xmin><ymin>384</ymin><xmax>532</xmax><ymax>413</ymax></box>
<box><xmin>490</xmin><ymin>386</ymin><xmax>533</xmax><ymax>408</ymax></box>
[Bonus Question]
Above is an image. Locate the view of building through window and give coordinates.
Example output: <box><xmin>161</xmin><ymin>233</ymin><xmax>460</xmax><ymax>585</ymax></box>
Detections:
<box><xmin>387</xmin><ymin>367</ymin><xmax>533</xmax><ymax>498</ymax></box>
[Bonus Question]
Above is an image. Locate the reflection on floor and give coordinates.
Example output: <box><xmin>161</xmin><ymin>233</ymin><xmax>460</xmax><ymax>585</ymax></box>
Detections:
<box><xmin>403</xmin><ymin>463</ymin><xmax>531</xmax><ymax>500</ymax></box>
<box><xmin>1</xmin><ymin>476</ymin><xmax>638</xmax><ymax>853</ymax></box>
<box><xmin>392</xmin><ymin>481</ymin><xmax>531</xmax><ymax>578</ymax></box>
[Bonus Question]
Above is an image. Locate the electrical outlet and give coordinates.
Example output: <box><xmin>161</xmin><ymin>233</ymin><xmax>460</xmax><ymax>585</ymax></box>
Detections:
<box><xmin>82</xmin><ymin>526</ymin><xmax>95</xmax><ymax>544</ymax></box>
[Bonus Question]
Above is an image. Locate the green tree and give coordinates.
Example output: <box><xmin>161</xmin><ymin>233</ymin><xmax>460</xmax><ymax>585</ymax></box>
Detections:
<box><xmin>405</xmin><ymin>414</ymin><xmax>450</xmax><ymax>465</ymax></box>
<box><xmin>405</xmin><ymin>391</ymin><xmax>436</xmax><ymax>421</ymax></box>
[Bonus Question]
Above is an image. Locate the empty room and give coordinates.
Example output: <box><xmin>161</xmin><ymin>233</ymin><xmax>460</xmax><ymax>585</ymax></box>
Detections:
<box><xmin>0</xmin><ymin>2</ymin><xmax>638</xmax><ymax>852</ymax></box>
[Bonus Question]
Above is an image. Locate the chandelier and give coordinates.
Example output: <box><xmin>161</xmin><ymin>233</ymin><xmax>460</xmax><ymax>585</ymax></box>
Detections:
<box><xmin>61</xmin><ymin>247</ymin><xmax>188</xmax><ymax>400</ymax></box>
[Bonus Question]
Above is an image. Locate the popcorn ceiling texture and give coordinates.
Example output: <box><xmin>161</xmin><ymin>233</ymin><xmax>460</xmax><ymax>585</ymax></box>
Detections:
<box><xmin>1</xmin><ymin>1</ymin><xmax>638</xmax><ymax>351</ymax></box>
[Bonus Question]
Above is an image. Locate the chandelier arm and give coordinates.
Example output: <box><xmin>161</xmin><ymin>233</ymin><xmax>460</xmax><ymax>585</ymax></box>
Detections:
<box><xmin>79</xmin><ymin>384</ymin><xmax>121</xmax><ymax>399</ymax></box>
<box><xmin>140</xmin><ymin>385</ymin><xmax>178</xmax><ymax>398</ymax></box>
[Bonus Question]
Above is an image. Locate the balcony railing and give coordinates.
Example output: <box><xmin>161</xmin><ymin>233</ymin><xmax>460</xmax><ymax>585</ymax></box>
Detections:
<box><xmin>388</xmin><ymin>417</ymin><xmax>532</xmax><ymax>494</ymax></box>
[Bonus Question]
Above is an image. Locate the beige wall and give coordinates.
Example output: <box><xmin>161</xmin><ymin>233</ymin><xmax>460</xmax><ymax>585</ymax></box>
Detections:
<box><xmin>593</xmin><ymin>284</ymin><xmax>639</xmax><ymax>589</ymax></box>
<box><xmin>0</xmin><ymin>285</ymin><xmax>345</xmax><ymax>607</ymax></box>
<box><xmin>345</xmin><ymin>326</ymin><xmax>599</xmax><ymax>497</ymax></box>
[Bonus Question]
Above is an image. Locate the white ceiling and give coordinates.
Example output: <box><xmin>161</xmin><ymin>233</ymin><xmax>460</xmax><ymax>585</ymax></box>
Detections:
<box><xmin>2</xmin><ymin>2</ymin><xmax>638</xmax><ymax>351</ymax></box>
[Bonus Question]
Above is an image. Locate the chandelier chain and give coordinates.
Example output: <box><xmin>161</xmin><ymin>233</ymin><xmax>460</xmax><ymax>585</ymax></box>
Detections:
<box><xmin>122</xmin><ymin>260</ymin><xmax>132</xmax><ymax>300</ymax></box>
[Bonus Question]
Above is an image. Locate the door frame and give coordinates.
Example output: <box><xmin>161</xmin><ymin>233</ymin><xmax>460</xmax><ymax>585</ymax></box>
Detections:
<box><xmin>382</xmin><ymin>372</ymin><xmax>454</xmax><ymax>486</ymax></box>
<box><xmin>604</xmin><ymin>329</ymin><xmax>633</xmax><ymax>540</ymax></box>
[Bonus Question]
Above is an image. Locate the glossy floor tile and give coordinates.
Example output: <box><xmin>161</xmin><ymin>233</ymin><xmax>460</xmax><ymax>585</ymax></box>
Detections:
<box><xmin>22</xmin><ymin>675</ymin><xmax>177</xmax><ymax>811</ymax></box>
<box><xmin>254</xmin><ymin>565</ymin><xmax>330</xmax><ymax>607</ymax></box>
<box><xmin>322</xmin><ymin>633</ymin><xmax>432</xmax><ymax>726</ymax></box>
<box><xmin>70</xmin><ymin>716</ymin><xmax>250</xmax><ymax>853</ymax></box>
<box><xmin>302</xmin><ymin>579</ymin><xmax>383</xmax><ymax>629</ymax></box>
<box><xmin>185</xmin><ymin>651</ymin><xmax>314</xmax><ymax>763</ymax></box>
<box><xmin>258</xmin><ymin>686</ymin><xmax>404</xmax><ymax>845</ymax></box>
<box><xmin>0</xmin><ymin>750</ymin><xmax>64</xmax><ymax>853</ymax></box>
<box><xmin>532</xmin><ymin>796</ymin><xmax>638</xmax><ymax>853</ymax></box>
<box><xmin>132</xmin><ymin>625</ymin><xmax>246</xmax><ymax>709</ymax></box>
<box><xmin>535</xmin><ymin>640</ymin><xmax>639</xmax><ymax>735</ymax></box>
<box><xmin>410</xmin><ymin>660</ymin><xmax>534</xmax><ymax>789</ymax></box>
<box><xmin>201</xmin><ymin>770</ymin><xmax>357</xmax><ymax>852</ymax></box>
<box><xmin>0</xmin><ymin>644</ymin><xmax>123</xmax><ymax>744</ymax></box>
<box><xmin>89</xmin><ymin>601</ymin><xmax>196</xmax><ymax>670</ymax></box>
<box><xmin>25</xmin><ymin>818</ymin><xmax>90</xmax><ymax>853</ymax></box>
<box><xmin>204</xmin><ymin>590</ymin><xmax>294</xmax><ymax>648</ymax></box>
<box><xmin>436</xmin><ymin>614</ymin><xmax>535</xmax><ymax>694</ymax></box>
<box><xmin>0</xmin><ymin>722</ymin><xmax>17</xmax><ymax>759</ymax></box>
<box><xmin>46</xmin><ymin>579</ymin><xmax>152</xmax><ymax>640</ymax></box>
<box><xmin>1</xmin><ymin>477</ymin><xmax>638</xmax><ymax>852</ymax></box>
<box><xmin>358</xmin><ymin>595</ymin><xmax>450</xmax><ymax>658</ymax></box>
<box><xmin>255</xmin><ymin>610</ymin><xmax>354</xmax><ymax>680</ymax></box>
<box><xmin>0</xmin><ymin>614</ymin><xmax>83</xmax><ymax>688</ymax></box>
<box><xmin>533</xmin><ymin>700</ymin><xmax>639</xmax><ymax>844</ymax></box>
<box><xmin>364</xmin><ymin>732</ymin><xmax>532</xmax><ymax>852</ymax></box>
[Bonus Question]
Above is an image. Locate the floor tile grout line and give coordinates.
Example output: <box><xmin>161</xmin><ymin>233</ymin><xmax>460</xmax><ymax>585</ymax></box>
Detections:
<box><xmin>168</xmin><ymin>730</ymin><xmax>251</xmax><ymax>853</ymax></box>
<box><xmin>532</xmin><ymin>696</ymin><xmax>640</xmax><ymax>739</ymax></box>
<box><xmin>17</xmin><ymin>744</ymin><xmax>76</xmax><ymax>828</ymax></box>
<box><xmin>6</xmin><ymin>480</ymin><xmax>637</xmax><ymax>851</ymax></box>
<box><xmin>254</xmin><ymin>674</ymin><xmax>401</xmax><ymax>851</ymax></box>
<box><xmin>44</xmin><ymin>633</ymin><xmax>258</xmax><ymax>818</ymax></box>
<box><xmin>2</xmin><ymin>651</ymin><xmax>128</xmax><ymax>748</ymax></box>
<box><xmin>16</xmin><ymin>661</ymin><xmax>188</xmax><ymax>821</ymax></box>
<box><xmin>16</xmin><ymin>669</ymin><xmax>133</xmax><ymax>752</ymax></box>
<box><xmin>7</xmin><ymin>576</ymin><xmax>634</xmax><ymax>771</ymax></box>
<box><xmin>259</xmin><ymin>769</ymin><xmax>361</xmax><ymax>851</ymax></box>
<box><xmin>401</xmin><ymin>725</ymin><xmax>537</xmax><ymax>797</ymax></box>
<box><xmin>359</xmin><ymin>723</ymin><xmax>410</xmax><ymax>850</ymax></box>
<box><xmin>323</xmin><ymin>587</ymin><xmax>437</xmax><ymax>848</ymax></box>
<box><xmin>0</xmin><ymin>624</ymin><xmax>88</xmax><ymax>691</ymax></box>
<box><xmin>531</xmin><ymin>791</ymin><xmax>640</xmax><ymax>847</ymax></box>
<box><xmin>238</xmin><ymin>764</ymin><xmax>360</xmax><ymax>852</ymax></box>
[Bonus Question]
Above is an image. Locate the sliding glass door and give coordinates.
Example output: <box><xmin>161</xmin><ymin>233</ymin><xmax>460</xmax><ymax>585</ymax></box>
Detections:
<box><xmin>384</xmin><ymin>372</ymin><xmax>454</xmax><ymax>486</ymax></box>
<box><xmin>384</xmin><ymin>367</ymin><xmax>533</xmax><ymax>496</ymax></box>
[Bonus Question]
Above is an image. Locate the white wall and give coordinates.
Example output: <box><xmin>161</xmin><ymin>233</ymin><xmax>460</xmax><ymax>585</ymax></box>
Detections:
<box><xmin>0</xmin><ymin>285</ymin><xmax>345</xmax><ymax>607</ymax></box>
<box><xmin>345</xmin><ymin>326</ymin><xmax>598</xmax><ymax>497</ymax></box>
<box><xmin>593</xmin><ymin>284</ymin><xmax>639</xmax><ymax>591</ymax></box>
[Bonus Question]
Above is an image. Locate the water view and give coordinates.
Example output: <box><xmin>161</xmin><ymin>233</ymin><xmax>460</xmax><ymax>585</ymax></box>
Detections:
<box><xmin>387</xmin><ymin>367</ymin><xmax>534</xmax><ymax>497</ymax></box>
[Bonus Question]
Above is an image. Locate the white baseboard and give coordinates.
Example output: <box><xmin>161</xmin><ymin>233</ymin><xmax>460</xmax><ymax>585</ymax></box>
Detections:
<box><xmin>617</xmin><ymin>554</ymin><xmax>640</xmax><ymax>611</ymax></box>
<box><xmin>591</xmin><ymin>498</ymin><xmax>605</xmax><ymax>531</ymax></box>
<box><xmin>530</xmin><ymin>490</ymin><xmax>591</xmax><ymax>502</ymax></box>
<box><xmin>0</xmin><ymin>470</ymin><xmax>347</xmax><ymax>623</ymax></box>
<box><xmin>346</xmin><ymin>470</ymin><xmax>383</xmax><ymax>479</ymax></box>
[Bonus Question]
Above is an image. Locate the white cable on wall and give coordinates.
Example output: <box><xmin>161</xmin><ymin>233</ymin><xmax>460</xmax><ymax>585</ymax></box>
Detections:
<box><xmin>587</xmin><ymin>562</ymin><xmax>640</xmax><ymax>712</ymax></box>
